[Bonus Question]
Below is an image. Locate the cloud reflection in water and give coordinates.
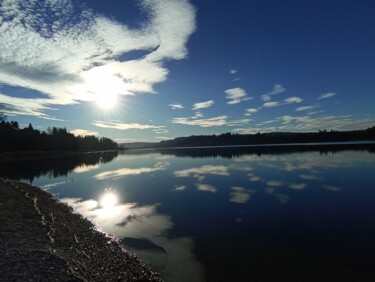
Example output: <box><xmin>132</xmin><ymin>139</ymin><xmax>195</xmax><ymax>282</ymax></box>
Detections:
<box><xmin>94</xmin><ymin>162</ymin><xmax>168</xmax><ymax>180</ymax></box>
<box><xmin>62</xmin><ymin>196</ymin><xmax>204</xmax><ymax>282</ymax></box>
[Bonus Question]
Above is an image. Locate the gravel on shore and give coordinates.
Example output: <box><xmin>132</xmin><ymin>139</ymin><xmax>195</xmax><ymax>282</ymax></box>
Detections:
<box><xmin>0</xmin><ymin>178</ymin><xmax>163</xmax><ymax>281</ymax></box>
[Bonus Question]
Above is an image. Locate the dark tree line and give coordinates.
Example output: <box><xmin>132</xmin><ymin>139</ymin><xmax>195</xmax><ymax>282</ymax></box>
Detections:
<box><xmin>156</xmin><ymin>127</ymin><xmax>375</xmax><ymax>148</ymax></box>
<box><xmin>0</xmin><ymin>151</ymin><xmax>118</xmax><ymax>183</ymax></box>
<box><xmin>0</xmin><ymin>115</ymin><xmax>118</xmax><ymax>152</ymax></box>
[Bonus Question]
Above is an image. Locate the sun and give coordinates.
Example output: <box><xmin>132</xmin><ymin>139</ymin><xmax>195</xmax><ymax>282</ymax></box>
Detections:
<box><xmin>95</xmin><ymin>91</ymin><xmax>118</xmax><ymax>110</ymax></box>
<box><xmin>82</xmin><ymin>67</ymin><xmax>129</xmax><ymax>110</ymax></box>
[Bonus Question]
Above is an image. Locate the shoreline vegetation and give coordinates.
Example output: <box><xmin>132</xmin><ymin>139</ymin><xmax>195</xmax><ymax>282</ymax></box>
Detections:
<box><xmin>0</xmin><ymin>178</ymin><xmax>162</xmax><ymax>281</ymax></box>
<box><xmin>0</xmin><ymin>149</ymin><xmax>118</xmax><ymax>163</ymax></box>
<box><xmin>0</xmin><ymin>115</ymin><xmax>118</xmax><ymax>153</ymax></box>
<box><xmin>121</xmin><ymin>126</ymin><xmax>375</xmax><ymax>149</ymax></box>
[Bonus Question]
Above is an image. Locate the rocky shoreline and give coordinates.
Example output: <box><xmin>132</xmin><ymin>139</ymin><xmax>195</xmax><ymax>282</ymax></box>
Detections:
<box><xmin>0</xmin><ymin>178</ymin><xmax>162</xmax><ymax>281</ymax></box>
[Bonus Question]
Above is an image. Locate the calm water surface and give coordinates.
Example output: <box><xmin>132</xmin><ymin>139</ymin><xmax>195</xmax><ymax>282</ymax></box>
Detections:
<box><xmin>3</xmin><ymin>147</ymin><xmax>375</xmax><ymax>281</ymax></box>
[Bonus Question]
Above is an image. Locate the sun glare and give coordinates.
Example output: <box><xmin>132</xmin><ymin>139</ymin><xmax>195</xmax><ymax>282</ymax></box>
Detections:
<box><xmin>95</xmin><ymin>92</ymin><xmax>118</xmax><ymax>110</ymax></box>
<box><xmin>78</xmin><ymin>67</ymin><xmax>130</xmax><ymax>111</ymax></box>
<box><xmin>100</xmin><ymin>192</ymin><xmax>118</xmax><ymax>208</ymax></box>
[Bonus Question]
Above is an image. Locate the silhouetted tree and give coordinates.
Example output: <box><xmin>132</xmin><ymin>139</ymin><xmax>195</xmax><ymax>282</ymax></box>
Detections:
<box><xmin>0</xmin><ymin>118</ymin><xmax>118</xmax><ymax>152</ymax></box>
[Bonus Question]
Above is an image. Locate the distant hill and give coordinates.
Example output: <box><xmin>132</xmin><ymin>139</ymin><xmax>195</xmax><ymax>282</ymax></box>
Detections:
<box><xmin>122</xmin><ymin>127</ymin><xmax>375</xmax><ymax>149</ymax></box>
<box><xmin>119</xmin><ymin>142</ymin><xmax>157</xmax><ymax>149</ymax></box>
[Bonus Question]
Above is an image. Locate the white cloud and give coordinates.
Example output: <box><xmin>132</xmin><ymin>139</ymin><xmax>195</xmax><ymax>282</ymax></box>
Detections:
<box><xmin>279</xmin><ymin>114</ymin><xmax>375</xmax><ymax>131</ymax></box>
<box><xmin>154</xmin><ymin>136</ymin><xmax>172</xmax><ymax>140</ymax></box>
<box><xmin>236</xmin><ymin>114</ymin><xmax>374</xmax><ymax>134</ymax></box>
<box><xmin>153</xmin><ymin>128</ymin><xmax>169</xmax><ymax>134</ymax></box>
<box><xmin>245</xmin><ymin>108</ymin><xmax>258</xmax><ymax>117</ymax></box>
<box><xmin>169</xmin><ymin>103</ymin><xmax>184</xmax><ymax>110</ymax></box>
<box><xmin>192</xmin><ymin>100</ymin><xmax>214</xmax><ymax>110</ymax></box>
<box><xmin>289</xmin><ymin>183</ymin><xmax>306</xmax><ymax>190</ymax></box>
<box><xmin>230</xmin><ymin>187</ymin><xmax>251</xmax><ymax>204</ymax></box>
<box><xmin>229</xmin><ymin>69</ymin><xmax>237</xmax><ymax>75</ymax></box>
<box><xmin>263</xmin><ymin>96</ymin><xmax>303</xmax><ymax>108</ymax></box>
<box><xmin>284</xmin><ymin>96</ymin><xmax>303</xmax><ymax>104</ymax></box>
<box><xmin>225</xmin><ymin>87</ymin><xmax>252</xmax><ymax>105</ymax></box>
<box><xmin>92</xmin><ymin>120</ymin><xmax>165</xmax><ymax>131</ymax></box>
<box><xmin>318</xmin><ymin>92</ymin><xmax>337</xmax><ymax>100</ymax></box>
<box><xmin>94</xmin><ymin>163</ymin><xmax>167</xmax><ymax>180</ymax></box>
<box><xmin>62</xmin><ymin>199</ymin><xmax>205</xmax><ymax>282</ymax></box>
<box><xmin>174</xmin><ymin>185</ymin><xmax>186</xmax><ymax>191</ymax></box>
<box><xmin>41</xmin><ymin>181</ymin><xmax>67</xmax><ymax>191</ymax></box>
<box><xmin>171</xmin><ymin>115</ymin><xmax>250</xmax><ymax>127</ymax></box>
<box><xmin>174</xmin><ymin>165</ymin><xmax>230</xmax><ymax>178</ymax></box>
<box><xmin>0</xmin><ymin>93</ymin><xmax>56</xmax><ymax>119</ymax></box>
<box><xmin>196</xmin><ymin>183</ymin><xmax>217</xmax><ymax>193</ymax></box>
<box><xmin>246</xmin><ymin>108</ymin><xmax>258</xmax><ymax>114</ymax></box>
<box><xmin>295</xmin><ymin>105</ymin><xmax>315</xmax><ymax>112</ymax></box>
<box><xmin>0</xmin><ymin>0</ymin><xmax>196</xmax><ymax>117</ymax></box>
<box><xmin>193</xmin><ymin>111</ymin><xmax>203</xmax><ymax>119</ymax></box>
<box><xmin>267</xmin><ymin>180</ymin><xmax>283</xmax><ymax>187</ymax></box>
<box><xmin>263</xmin><ymin>101</ymin><xmax>281</xmax><ymax>108</ymax></box>
<box><xmin>261</xmin><ymin>84</ymin><xmax>286</xmax><ymax>101</ymax></box>
<box><xmin>234</xmin><ymin>113</ymin><xmax>375</xmax><ymax>135</ymax></box>
<box><xmin>73</xmin><ymin>164</ymin><xmax>100</xmax><ymax>174</ymax></box>
<box><xmin>70</xmin><ymin>129</ymin><xmax>99</xmax><ymax>136</ymax></box>
<box><xmin>250</xmin><ymin>176</ymin><xmax>261</xmax><ymax>181</ymax></box>
<box><xmin>299</xmin><ymin>174</ymin><xmax>319</xmax><ymax>180</ymax></box>
<box><xmin>323</xmin><ymin>185</ymin><xmax>341</xmax><ymax>192</ymax></box>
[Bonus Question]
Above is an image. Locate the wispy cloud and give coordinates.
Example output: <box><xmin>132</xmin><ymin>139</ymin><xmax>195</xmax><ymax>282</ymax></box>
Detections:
<box><xmin>73</xmin><ymin>164</ymin><xmax>100</xmax><ymax>174</ymax></box>
<box><xmin>174</xmin><ymin>165</ymin><xmax>230</xmax><ymax>178</ymax></box>
<box><xmin>229</xmin><ymin>69</ymin><xmax>237</xmax><ymax>75</ymax></box>
<box><xmin>295</xmin><ymin>105</ymin><xmax>315</xmax><ymax>112</ymax></box>
<box><xmin>70</xmin><ymin>129</ymin><xmax>99</xmax><ymax>136</ymax></box>
<box><xmin>174</xmin><ymin>185</ymin><xmax>186</xmax><ymax>191</ymax></box>
<box><xmin>154</xmin><ymin>136</ymin><xmax>172</xmax><ymax>140</ymax></box>
<box><xmin>0</xmin><ymin>93</ymin><xmax>57</xmax><ymax>119</ymax></box>
<box><xmin>245</xmin><ymin>108</ymin><xmax>258</xmax><ymax>116</ymax></box>
<box><xmin>225</xmin><ymin>87</ymin><xmax>252</xmax><ymax>105</ymax></box>
<box><xmin>289</xmin><ymin>183</ymin><xmax>306</xmax><ymax>190</ymax></box>
<box><xmin>299</xmin><ymin>174</ymin><xmax>319</xmax><ymax>180</ymax></box>
<box><xmin>234</xmin><ymin>114</ymin><xmax>374</xmax><ymax>134</ymax></box>
<box><xmin>171</xmin><ymin>115</ymin><xmax>250</xmax><ymax>127</ymax></box>
<box><xmin>285</xmin><ymin>97</ymin><xmax>303</xmax><ymax>103</ymax></box>
<box><xmin>323</xmin><ymin>185</ymin><xmax>341</xmax><ymax>192</ymax></box>
<box><xmin>279</xmin><ymin>114</ymin><xmax>374</xmax><ymax>131</ymax></box>
<box><xmin>318</xmin><ymin>92</ymin><xmax>337</xmax><ymax>100</ymax></box>
<box><xmin>263</xmin><ymin>96</ymin><xmax>303</xmax><ymax>108</ymax></box>
<box><xmin>153</xmin><ymin>128</ymin><xmax>169</xmax><ymax>134</ymax></box>
<box><xmin>192</xmin><ymin>100</ymin><xmax>214</xmax><ymax>110</ymax></box>
<box><xmin>92</xmin><ymin>120</ymin><xmax>165</xmax><ymax>131</ymax></box>
<box><xmin>193</xmin><ymin>111</ymin><xmax>203</xmax><ymax>119</ymax></box>
<box><xmin>94</xmin><ymin>163</ymin><xmax>167</xmax><ymax>180</ymax></box>
<box><xmin>169</xmin><ymin>103</ymin><xmax>184</xmax><ymax>110</ymax></box>
<box><xmin>263</xmin><ymin>101</ymin><xmax>281</xmax><ymax>108</ymax></box>
<box><xmin>261</xmin><ymin>84</ymin><xmax>286</xmax><ymax>101</ymax></box>
<box><xmin>0</xmin><ymin>0</ymin><xmax>196</xmax><ymax>117</ymax></box>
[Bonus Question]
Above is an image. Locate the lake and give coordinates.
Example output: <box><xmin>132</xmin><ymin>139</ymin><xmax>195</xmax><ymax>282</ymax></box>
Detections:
<box><xmin>2</xmin><ymin>146</ymin><xmax>375</xmax><ymax>281</ymax></box>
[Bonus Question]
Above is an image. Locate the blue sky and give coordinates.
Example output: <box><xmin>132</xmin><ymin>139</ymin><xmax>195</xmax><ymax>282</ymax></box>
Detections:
<box><xmin>0</xmin><ymin>0</ymin><xmax>374</xmax><ymax>142</ymax></box>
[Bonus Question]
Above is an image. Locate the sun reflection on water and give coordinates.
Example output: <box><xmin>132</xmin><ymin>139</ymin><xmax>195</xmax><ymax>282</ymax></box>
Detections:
<box><xmin>100</xmin><ymin>191</ymin><xmax>118</xmax><ymax>208</ymax></box>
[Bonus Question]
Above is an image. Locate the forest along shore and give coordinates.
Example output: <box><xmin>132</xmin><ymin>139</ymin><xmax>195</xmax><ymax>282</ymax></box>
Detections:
<box><xmin>0</xmin><ymin>150</ymin><xmax>118</xmax><ymax>163</ymax></box>
<box><xmin>0</xmin><ymin>178</ymin><xmax>162</xmax><ymax>282</ymax></box>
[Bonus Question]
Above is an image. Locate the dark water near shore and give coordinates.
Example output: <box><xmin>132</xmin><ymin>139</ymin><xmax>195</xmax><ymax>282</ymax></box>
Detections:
<box><xmin>2</xmin><ymin>146</ymin><xmax>375</xmax><ymax>281</ymax></box>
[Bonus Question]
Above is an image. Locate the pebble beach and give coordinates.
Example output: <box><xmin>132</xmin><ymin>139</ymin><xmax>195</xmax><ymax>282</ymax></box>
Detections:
<box><xmin>0</xmin><ymin>178</ymin><xmax>162</xmax><ymax>281</ymax></box>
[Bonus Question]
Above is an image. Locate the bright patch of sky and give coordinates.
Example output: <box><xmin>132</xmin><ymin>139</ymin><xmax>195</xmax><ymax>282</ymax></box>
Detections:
<box><xmin>1</xmin><ymin>0</ymin><xmax>374</xmax><ymax>142</ymax></box>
